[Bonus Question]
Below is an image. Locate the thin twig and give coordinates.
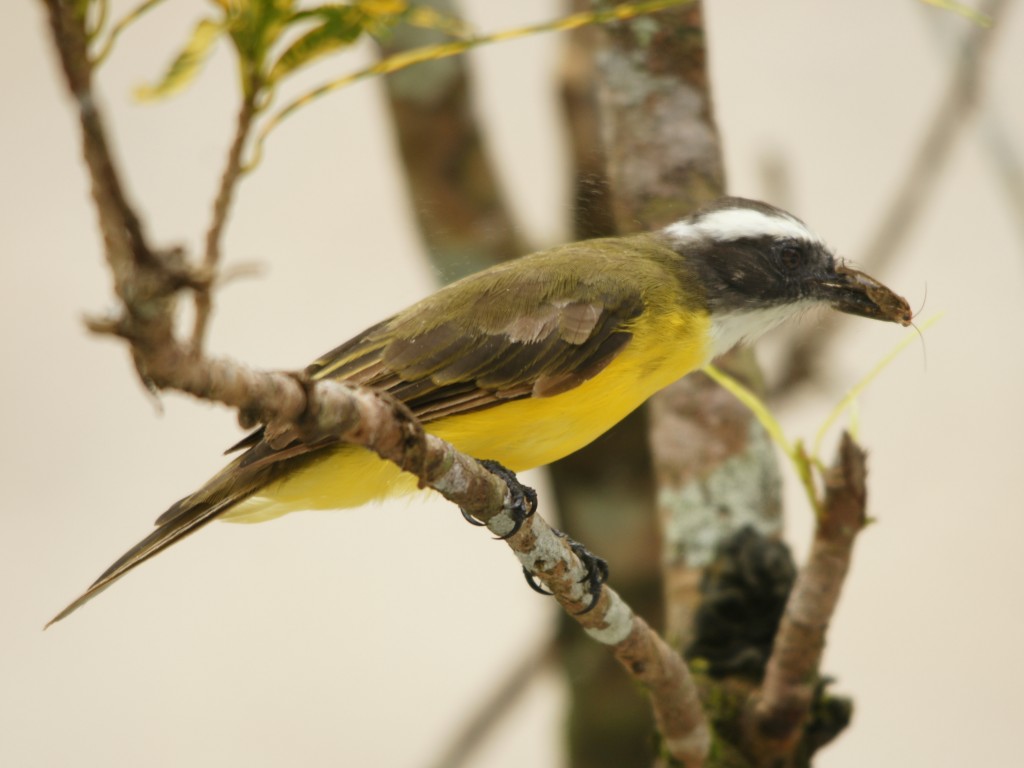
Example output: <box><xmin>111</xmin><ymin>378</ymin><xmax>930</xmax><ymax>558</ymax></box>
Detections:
<box><xmin>859</xmin><ymin>0</ymin><xmax>1007</xmax><ymax>272</ymax></box>
<box><xmin>45</xmin><ymin>0</ymin><xmax>155</xmax><ymax>275</ymax></box>
<box><xmin>192</xmin><ymin>89</ymin><xmax>260</xmax><ymax>352</ymax></box>
<box><xmin>922</xmin><ymin>3</ymin><xmax>1024</xmax><ymax>252</ymax></box>
<box><xmin>93</xmin><ymin>0</ymin><xmax>169</xmax><ymax>65</ymax></box>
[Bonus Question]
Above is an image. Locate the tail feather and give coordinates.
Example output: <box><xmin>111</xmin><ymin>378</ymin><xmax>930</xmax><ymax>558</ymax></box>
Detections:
<box><xmin>45</xmin><ymin>493</ymin><xmax>248</xmax><ymax>628</ymax></box>
<box><xmin>48</xmin><ymin>432</ymin><xmax>333</xmax><ymax>626</ymax></box>
<box><xmin>154</xmin><ymin>440</ymin><xmax>309</xmax><ymax>527</ymax></box>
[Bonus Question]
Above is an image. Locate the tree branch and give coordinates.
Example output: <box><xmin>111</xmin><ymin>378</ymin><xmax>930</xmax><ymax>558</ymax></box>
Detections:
<box><xmin>192</xmin><ymin>88</ymin><xmax>260</xmax><ymax>352</ymax></box>
<box><xmin>44</xmin><ymin>1</ymin><xmax>151</xmax><ymax>267</ymax></box>
<box><xmin>43</xmin><ymin>0</ymin><xmax>195</xmax><ymax>365</ymax></box>
<box><xmin>746</xmin><ymin>432</ymin><xmax>868</xmax><ymax>758</ymax></box>
<box><xmin>507</xmin><ymin>511</ymin><xmax>712</xmax><ymax>766</ymax></box>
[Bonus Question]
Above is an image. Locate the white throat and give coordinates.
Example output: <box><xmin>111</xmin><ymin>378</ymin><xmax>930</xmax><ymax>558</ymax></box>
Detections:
<box><xmin>707</xmin><ymin>300</ymin><xmax>817</xmax><ymax>359</ymax></box>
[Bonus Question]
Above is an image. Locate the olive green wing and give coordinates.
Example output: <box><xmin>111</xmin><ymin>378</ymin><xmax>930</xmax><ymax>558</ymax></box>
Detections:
<box><xmin>198</xmin><ymin>254</ymin><xmax>647</xmax><ymax>505</ymax></box>
<box><xmin>310</xmin><ymin>283</ymin><xmax>644</xmax><ymax>418</ymax></box>
<box><xmin>48</xmin><ymin>249</ymin><xmax>647</xmax><ymax>626</ymax></box>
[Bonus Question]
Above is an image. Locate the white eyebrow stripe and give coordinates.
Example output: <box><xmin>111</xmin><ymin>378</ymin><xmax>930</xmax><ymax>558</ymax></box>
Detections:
<box><xmin>664</xmin><ymin>208</ymin><xmax>822</xmax><ymax>244</ymax></box>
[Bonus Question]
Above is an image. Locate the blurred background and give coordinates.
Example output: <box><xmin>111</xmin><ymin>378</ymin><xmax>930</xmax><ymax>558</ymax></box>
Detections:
<box><xmin>2</xmin><ymin>1</ymin><xmax>1022</xmax><ymax>766</ymax></box>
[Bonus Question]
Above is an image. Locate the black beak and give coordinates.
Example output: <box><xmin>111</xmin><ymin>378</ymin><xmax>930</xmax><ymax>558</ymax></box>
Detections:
<box><xmin>818</xmin><ymin>264</ymin><xmax>912</xmax><ymax>326</ymax></box>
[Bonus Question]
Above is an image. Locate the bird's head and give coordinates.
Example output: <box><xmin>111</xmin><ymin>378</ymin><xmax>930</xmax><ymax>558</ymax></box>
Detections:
<box><xmin>662</xmin><ymin>197</ymin><xmax>912</xmax><ymax>357</ymax></box>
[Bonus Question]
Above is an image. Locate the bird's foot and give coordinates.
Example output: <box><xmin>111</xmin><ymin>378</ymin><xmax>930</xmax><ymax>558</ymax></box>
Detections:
<box><xmin>459</xmin><ymin>459</ymin><xmax>537</xmax><ymax>539</ymax></box>
<box><xmin>461</xmin><ymin>461</ymin><xmax>606</xmax><ymax>613</ymax></box>
<box><xmin>522</xmin><ymin>529</ymin><xmax>609</xmax><ymax>615</ymax></box>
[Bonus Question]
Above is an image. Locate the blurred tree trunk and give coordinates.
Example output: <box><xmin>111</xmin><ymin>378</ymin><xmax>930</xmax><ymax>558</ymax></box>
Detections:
<box><xmin>581</xmin><ymin>8</ymin><xmax>860</xmax><ymax>767</ymax></box>
<box><xmin>569</xmin><ymin>4</ymin><xmax>785</xmax><ymax>766</ymax></box>
<box><xmin>381</xmin><ymin>2</ymin><xmax>787</xmax><ymax>765</ymax></box>
<box><xmin>379</xmin><ymin>0</ymin><xmax>522</xmax><ymax>282</ymax></box>
<box><xmin>550</xmin><ymin>13</ymin><xmax>664</xmax><ymax>767</ymax></box>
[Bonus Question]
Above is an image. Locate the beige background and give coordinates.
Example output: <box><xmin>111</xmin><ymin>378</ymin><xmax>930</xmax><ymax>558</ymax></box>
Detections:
<box><xmin>3</xmin><ymin>1</ymin><xmax>1023</xmax><ymax>766</ymax></box>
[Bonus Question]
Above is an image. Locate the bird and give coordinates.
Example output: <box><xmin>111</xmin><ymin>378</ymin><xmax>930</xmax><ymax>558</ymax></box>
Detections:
<box><xmin>49</xmin><ymin>196</ymin><xmax>912</xmax><ymax>625</ymax></box>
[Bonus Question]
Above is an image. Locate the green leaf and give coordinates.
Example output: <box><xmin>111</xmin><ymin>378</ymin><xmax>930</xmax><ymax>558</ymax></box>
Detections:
<box><xmin>247</xmin><ymin>0</ymin><xmax>698</xmax><ymax>170</ymax></box>
<box><xmin>224</xmin><ymin>0</ymin><xmax>295</xmax><ymax>70</ymax></box>
<box><xmin>355</xmin><ymin>0</ymin><xmax>407</xmax><ymax>17</ymax></box>
<box><xmin>134</xmin><ymin>17</ymin><xmax>225</xmax><ymax>100</ymax></box>
<box><xmin>269</xmin><ymin>6</ymin><xmax>367</xmax><ymax>82</ymax></box>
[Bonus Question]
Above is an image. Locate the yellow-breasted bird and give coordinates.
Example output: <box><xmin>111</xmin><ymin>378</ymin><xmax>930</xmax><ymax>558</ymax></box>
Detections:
<box><xmin>49</xmin><ymin>197</ymin><xmax>911</xmax><ymax>625</ymax></box>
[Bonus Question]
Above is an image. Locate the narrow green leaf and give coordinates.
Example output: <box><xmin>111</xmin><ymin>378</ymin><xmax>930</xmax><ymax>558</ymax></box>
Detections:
<box><xmin>224</xmin><ymin>0</ymin><xmax>296</xmax><ymax>69</ymax></box>
<box><xmin>247</xmin><ymin>0</ymin><xmax>696</xmax><ymax>170</ymax></box>
<box><xmin>355</xmin><ymin>0</ymin><xmax>408</xmax><ymax>17</ymax></box>
<box><xmin>269</xmin><ymin>7</ymin><xmax>366</xmax><ymax>82</ymax></box>
<box><xmin>704</xmin><ymin>363</ymin><xmax>822</xmax><ymax>516</ymax></box>
<box><xmin>919</xmin><ymin>0</ymin><xmax>993</xmax><ymax>27</ymax></box>
<box><xmin>134</xmin><ymin>17</ymin><xmax>225</xmax><ymax>100</ymax></box>
<box><xmin>812</xmin><ymin>313</ymin><xmax>942</xmax><ymax>460</ymax></box>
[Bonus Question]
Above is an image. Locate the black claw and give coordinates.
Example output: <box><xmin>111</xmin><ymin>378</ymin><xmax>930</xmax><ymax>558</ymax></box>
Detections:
<box><xmin>522</xmin><ymin>567</ymin><xmax>553</xmax><ymax>596</ymax></box>
<box><xmin>471</xmin><ymin>461</ymin><xmax>606</xmax><ymax>612</ymax></box>
<box><xmin>459</xmin><ymin>507</ymin><xmax>487</xmax><ymax>527</ymax></box>
<box><xmin>567</xmin><ymin>539</ymin><xmax>609</xmax><ymax>615</ymax></box>
<box><xmin>478</xmin><ymin>459</ymin><xmax>537</xmax><ymax>539</ymax></box>
<box><xmin>521</xmin><ymin>528</ymin><xmax>609</xmax><ymax>614</ymax></box>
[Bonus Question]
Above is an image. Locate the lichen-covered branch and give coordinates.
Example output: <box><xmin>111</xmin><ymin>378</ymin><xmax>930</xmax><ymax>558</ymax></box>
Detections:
<box><xmin>649</xmin><ymin>358</ymin><xmax>783</xmax><ymax>652</ymax></box>
<box><xmin>592</xmin><ymin>0</ymin><xmax>784</xmax><ymax>657</ymax></box>
<box><xmin>596</xmin><ymin>1</ymin><xmax>725</xmax><ymax>230</ymax></box>
<box><xmin>553</xmin><ymin>10</ymin><xmax>670</xmax><ymax>767</ymax></box>
<box><xmin>506</xmin><ymin>512</ymin><xmax>711</xmax><ymax>766</ymax></box>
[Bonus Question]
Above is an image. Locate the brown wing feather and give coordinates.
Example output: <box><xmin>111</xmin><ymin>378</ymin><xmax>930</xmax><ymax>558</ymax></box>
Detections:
<box><xmin>200</xmin><ymin>254</ymin><xmax>649</xmax><ymax>517</ymax></box>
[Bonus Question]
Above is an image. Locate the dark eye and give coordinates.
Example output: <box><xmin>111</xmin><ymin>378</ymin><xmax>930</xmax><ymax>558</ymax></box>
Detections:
<box><xmin>779</xmin><ymin>243</ymin><xmax>804</xmax><ymax>271</ymax></box>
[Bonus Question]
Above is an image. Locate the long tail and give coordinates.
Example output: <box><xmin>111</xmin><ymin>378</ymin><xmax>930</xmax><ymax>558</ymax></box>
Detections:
<box><xmin>46</xmin><ymin>494</ymin><xmax>249</xmax><ymax>628</ymax></box>
<box><xmin>44</xmin><ymin>445</ymin><xmax>295</xmax><ymax>627</ymax></box>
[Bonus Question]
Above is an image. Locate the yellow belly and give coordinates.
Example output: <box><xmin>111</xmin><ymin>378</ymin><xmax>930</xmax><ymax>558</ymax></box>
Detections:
<box><xmin>223</xmin><ymin>309</ymin><xmax>709</xmax><ymax>523</ymax></box>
